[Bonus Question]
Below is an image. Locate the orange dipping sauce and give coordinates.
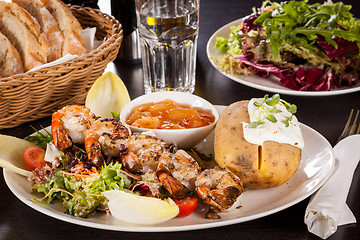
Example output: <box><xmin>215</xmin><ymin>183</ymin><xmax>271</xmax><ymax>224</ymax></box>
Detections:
<box><xmin>126</xmin><ymin>99</ymin><xmax>215</xmax><ymax>129</ymax></box>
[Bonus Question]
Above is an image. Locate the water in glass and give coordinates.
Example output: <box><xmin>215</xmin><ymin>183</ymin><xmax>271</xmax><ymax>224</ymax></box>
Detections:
<box><xmin>136</xmin><ymin>0</ymin><xmax>199</xmax><ymax>93</ymax></box>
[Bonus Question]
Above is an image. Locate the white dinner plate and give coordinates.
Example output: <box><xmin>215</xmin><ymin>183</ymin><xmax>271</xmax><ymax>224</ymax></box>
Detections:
<box><xmin>207</xmin><ymin>19</ymin><xmax>360</xmax><ymax>96</ymax></box>
<box><xmin>3</xmin><ymin>106</ymin><xmax>334</xmax><ymax>232</ymax></box>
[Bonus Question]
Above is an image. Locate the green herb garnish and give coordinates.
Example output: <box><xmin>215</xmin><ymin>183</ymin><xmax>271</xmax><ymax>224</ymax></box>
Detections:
<box><xmin>25</xmin><ymin>125</ymin><xmax>53</xmax><ymax>149</ymax></box>
<box><xmin>249</xmin><ymin>94</ymin><xmax>297</xmax><ymax>128</ymax></box>
<box><xmin>111</xmin><ymin>112</ymin><xmax>120</xmax><ymax>120</ymax></box>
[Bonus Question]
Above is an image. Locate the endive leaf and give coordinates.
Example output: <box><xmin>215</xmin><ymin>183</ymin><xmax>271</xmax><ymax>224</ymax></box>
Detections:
<box><xmin>102</xmin><ymin>190</ymin><xmax>179</xmax><ymax>225</ymax></box>
<box><xmin>85</xmin><ymin>72</ymin><xmax>131</xmax><ymax>118</ymax></box>
<box><xmin>0</xmin><ymin>134</ymin><xmax>34</xmax><ymax>177</ymax></box>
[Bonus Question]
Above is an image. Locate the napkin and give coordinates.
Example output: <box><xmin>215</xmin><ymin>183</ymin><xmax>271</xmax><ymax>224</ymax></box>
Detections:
<box><xmin>305</xmin><ymin>135</ymin><xmax>360</xmax><ymax>239</ymax></box>
<box><xmin>29</xmin><ymin>27</ymin><xmax>104</xmax><ymax>72</ymax></box>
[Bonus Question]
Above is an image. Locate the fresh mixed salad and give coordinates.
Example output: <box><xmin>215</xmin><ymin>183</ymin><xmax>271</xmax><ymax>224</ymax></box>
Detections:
<box><xmin>25</xmin><ymin>127</ymin><xmax>134</xmax><ymax>218</ymax></box>
<box><xmin>214</xmin><ymin>0</ymin><xmax>360</xmax><ymax>91</ymax></box>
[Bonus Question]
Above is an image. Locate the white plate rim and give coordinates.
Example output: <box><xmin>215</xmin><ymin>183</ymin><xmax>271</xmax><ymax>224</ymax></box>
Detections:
<box><xmin>3</xmin><ymin>105</ymin><xmax>335</xmax><ymax>232</ymax></box>
<box><xmin>206</xmin><ymin>18</ymin><xmax>360</xmax><ymax>96</ymax></box>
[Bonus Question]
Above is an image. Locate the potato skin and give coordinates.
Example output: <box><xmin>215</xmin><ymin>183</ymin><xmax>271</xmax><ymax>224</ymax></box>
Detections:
<box><xmin>214</xmin><ymin>101</ymin><xmax>301</xmax><ymax>189</ymax></box>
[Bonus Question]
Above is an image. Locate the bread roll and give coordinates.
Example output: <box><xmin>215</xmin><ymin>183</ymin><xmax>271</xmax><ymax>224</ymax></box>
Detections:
<box><xmin>0</xmin><ymin>2</ymin><xmax>47</xmax><ymax>71</ymax></box>
<box><xmin>0</xmin><ymin>31</ymin><xmax>24</xmax><ymax>77</ymax></box>
<box><xmin>41</xmin><ymin>0</ymin><xmax>87</xmax><ymax>56</ymax></box>
<box><xmin>13</xmin><ymin>0</ymin><xmax>65</xmax><ymax>62</ymax></box>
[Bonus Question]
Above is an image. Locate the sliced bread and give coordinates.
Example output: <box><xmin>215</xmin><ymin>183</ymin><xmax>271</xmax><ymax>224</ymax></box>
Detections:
<box><xmin>13</xmin><ymin>0</ymin><xmax>65</xmax><ymax>62</ymax></box>
<box><xmin>0</xmin><ymin>2</ymin><xmax>48</xmax><ymax>71</ymax></box>
<box><xmin>41</xmin><ymin>0</ymin><xmax>87</xmax><ymax>56</ymax></box>
<box><xmin>0</xmin><ymin>31</ymin><xmax>24</xmax><ymax>78</ymax></box>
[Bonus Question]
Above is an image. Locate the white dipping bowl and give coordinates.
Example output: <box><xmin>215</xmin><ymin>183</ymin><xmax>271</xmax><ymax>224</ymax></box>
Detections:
<box><xmin>120</xmin><ymin>92</ymin><xmax>219</xmax><ymax>149</ymax></box>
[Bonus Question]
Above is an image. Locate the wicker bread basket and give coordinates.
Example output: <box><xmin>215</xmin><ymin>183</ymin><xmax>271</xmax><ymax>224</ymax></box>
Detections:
<box><xmin>0</xmin><ymin>5</ymin><xmax>123</xmax><ymax>129</ymax></box>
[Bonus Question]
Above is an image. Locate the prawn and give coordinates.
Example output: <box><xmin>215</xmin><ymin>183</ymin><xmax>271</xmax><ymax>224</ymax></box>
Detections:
<box><xmin>195</xmin><ymin>166</ymin><xmax>244</xmax><ymax>211</ymax></box>
<box><xmin>157</xmin><ymin>150</ymin><xmax>201</xmax><ymax>191</ymax></box>
<box><xmin>51</xmin><ymin>105</ymin><xmax>97</xmax><ymax>151</ymax></box>
<box><xmin>156</xmin><ymin>170</ymin><xmax>190</xmax><ymax>198</ymax></box>
<box><xmin>85</xmin><ymin>118</ymin><xmax>131</xmax><ymax>167</ymax></box>
<box><xmin>155</xmin><ymin>150</ymin><xmax>201</xmax><ymax>199</ymax></box>
<box><xmin>121</xmin><ymin>133</ymin><xmax>167</xmax><ymax>173</ymax></box>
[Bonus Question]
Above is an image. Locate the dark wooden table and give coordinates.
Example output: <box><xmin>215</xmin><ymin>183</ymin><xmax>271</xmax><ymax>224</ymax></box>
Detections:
<box><xmin>1</xmin><ymin>0</ymin><xmax>359</xmax><ymax>239</ymax></box>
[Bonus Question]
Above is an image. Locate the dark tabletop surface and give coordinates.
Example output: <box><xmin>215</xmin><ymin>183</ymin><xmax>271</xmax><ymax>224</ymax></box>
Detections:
<box><xmin>0</xmin><ymin>0</ymin><xmax>359</xmax><ymax>239</ymax></box>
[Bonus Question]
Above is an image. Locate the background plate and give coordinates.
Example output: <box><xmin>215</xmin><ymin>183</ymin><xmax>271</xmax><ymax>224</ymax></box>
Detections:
<box><xmin>207</xmin><ymin>19</ymin><xmax>360</xmax><ymax>96</ymax></box>
<box><xmin>3</xmin><ymin>106</ymin><xmax>334</xmax><ymax>232</ymax></box>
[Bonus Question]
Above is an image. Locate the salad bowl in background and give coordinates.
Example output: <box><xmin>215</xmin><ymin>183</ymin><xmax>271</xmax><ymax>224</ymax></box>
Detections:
<box><xmin>120</xmin><ymin>92</ymin><xmax>219</xmax><ymax>149</ymax></box>
<box><xmin>207</xmin><ymin>17</ymin><xmax>360</xmax><ymax>97</ymax></box>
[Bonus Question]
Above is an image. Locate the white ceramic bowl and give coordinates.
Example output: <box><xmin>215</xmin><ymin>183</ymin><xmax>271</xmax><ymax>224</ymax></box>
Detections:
<box><xmin>120</xmin><ymin>92</ymin><xmax>219</xmax><ymax>149</ymax></box>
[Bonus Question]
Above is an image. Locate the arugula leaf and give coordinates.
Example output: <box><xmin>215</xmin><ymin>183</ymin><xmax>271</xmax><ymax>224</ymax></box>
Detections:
<box><xmin>254</xmin><ymin>0</ymin><xmax>360</xmax><ymax>59</ymax></box>
<box><xmin>25</xmin><ymin>125</ymin><xmax>53</xmax><ymax>150</ymax></box>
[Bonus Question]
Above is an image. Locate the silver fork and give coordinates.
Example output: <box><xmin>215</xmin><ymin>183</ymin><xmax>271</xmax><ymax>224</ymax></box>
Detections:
<box><xmin>336</xmin><ymin>109</ymin><xmax>360</xmax><ymax>144</ymax></box>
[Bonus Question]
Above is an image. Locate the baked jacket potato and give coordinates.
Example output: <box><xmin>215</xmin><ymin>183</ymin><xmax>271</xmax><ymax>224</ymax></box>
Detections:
<box><xmin>214</xmin><ymin>100</ymin><xmax>302</xmax><ymax>189</ymax></box>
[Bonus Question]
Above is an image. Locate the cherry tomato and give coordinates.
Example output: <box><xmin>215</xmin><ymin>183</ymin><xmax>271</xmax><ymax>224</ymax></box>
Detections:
<box><xmin>23</xmin><ymin>146</ymin><xmax>46</xmax><ymax>171</ymax></box>
<box><xmin>173</xmin><ymin>196</ymin><xmax>198</xmax><ymax>217</ymax></box>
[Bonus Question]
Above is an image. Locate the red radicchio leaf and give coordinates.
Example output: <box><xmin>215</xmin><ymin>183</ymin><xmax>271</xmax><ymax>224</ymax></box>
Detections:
<box><xmin>280</xmin><ymin>68</ymin><xmax>334</xmax><ymax>91</ymax></box>
<box><xmin>236</xmin><ymin>54</ymin><xmax>287</xmax><ymax>78</ymax></box>
<box><xmin>241</xmin><ymin>14</ymin><xmax>261</xmax><ymax>33</ymax></box>
<box><xmin>296</xmin><ymin>68</ymin><xmax>325</xmax><ymax>86</ymax></box>
<box><xmin>314</xmin><ymin>71</ymin><xmax>334</xmax><ymax>91</ymax></box>
<box><xmin>236</xmin><ymin>55</ymin><xmax>334</xmax><ymax>91</ymax></box>
<box><xmin>133</xmin><ymin>183</ymin><xmax>151</xmax><ymax>196</ymax></box>
<box><xmin>316</xmin><ymin>35</ymin><xmax>359</xmax><ymax>60</ymax></box>
<box><xmin>280</xmin><ymin>74</ymin><xmax>301</xmax><ymax>90</ymax></box>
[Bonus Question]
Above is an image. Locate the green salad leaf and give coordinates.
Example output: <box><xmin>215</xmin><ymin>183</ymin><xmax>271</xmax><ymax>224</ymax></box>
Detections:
<box><xmin>254</xmin><ymin>0</ymin><xmax>360</xmax><ymax>59</ymax></box>
<box><xmin>215</xmin><ymin>25</ymin><xmax>244</xmax><ymax>56</ymax></box>
<box><xmin>33</xmin><ymin>162</ymin><xmax>132</xmax><ymax>218</ymax></box>
<box><xmin>25</xmin><ymin>126</ymin><xmax>53</xmax><ymax>150</ymax></box>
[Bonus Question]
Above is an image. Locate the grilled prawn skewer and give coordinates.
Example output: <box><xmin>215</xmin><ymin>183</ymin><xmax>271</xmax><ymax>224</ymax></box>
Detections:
<box><xmin>85</xmin><ymin>118</ymin><xmax>131</xmax><ymax>167</ymax></box>
<box><xmin>51</xmin><ymin>105</ymin><xmax>97</xmax><ymax>151</ymax></box>
<box><xmin>121</xmin><ymin>133</ymin><xmax>167</xmax><ymax>173</ymax></box>
<box><xmin>195</xmin><ymin>166</ymin><xmax>244</xmax><ymax>211</ymax></box>
<box><xmin>157</xmin><ymin>150</ymin><xmax>201</xmax><ymax>191</ymax></box>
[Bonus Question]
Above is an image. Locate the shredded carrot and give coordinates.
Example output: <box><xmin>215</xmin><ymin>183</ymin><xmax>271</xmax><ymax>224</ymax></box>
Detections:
<box><xmin>60</xmin><ymin>170</ymin><xmax>95</xmax><ymax>179</ymax></box>
<box><xmin>65</xmin><ymin>163</ymin><xmax>100</xmax><ymax>179</ymax></box>
<box><xmin>229</xmin><ymin>57</ymin><xmax>234</xmax><ymax>75</ymax></box>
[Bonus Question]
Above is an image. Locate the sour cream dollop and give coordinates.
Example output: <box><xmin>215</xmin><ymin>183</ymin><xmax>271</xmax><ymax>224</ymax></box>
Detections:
<box><xmin>242</xmin><ymin>97</ymin><xmax>304</xmax><ymax>149</ymax></box>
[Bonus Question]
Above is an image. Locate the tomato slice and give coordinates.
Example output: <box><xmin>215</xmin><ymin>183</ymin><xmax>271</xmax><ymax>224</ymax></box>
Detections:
<box><xmin>173</xmin><ymin>196</ymin><xmax>198</xmax><ymax>217</ymax></box>
<box><xmin>23</xmin><ymin>146</ymin><xmax>47</xmax><ymax>171</ymax></box>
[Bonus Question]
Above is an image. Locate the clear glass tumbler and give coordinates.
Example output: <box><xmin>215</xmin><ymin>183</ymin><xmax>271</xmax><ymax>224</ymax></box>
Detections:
<box><xmin>135</xmin><ymin>0</ymin><xmax>200</xmax><ymax>94</ymax></box>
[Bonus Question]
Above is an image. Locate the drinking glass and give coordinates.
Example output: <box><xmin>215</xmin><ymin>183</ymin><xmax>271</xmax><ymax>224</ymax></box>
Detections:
<box><xmin>135</xmin><ymin>0</ymin><xmax>200</xmax><ymax>94</ymax></box>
